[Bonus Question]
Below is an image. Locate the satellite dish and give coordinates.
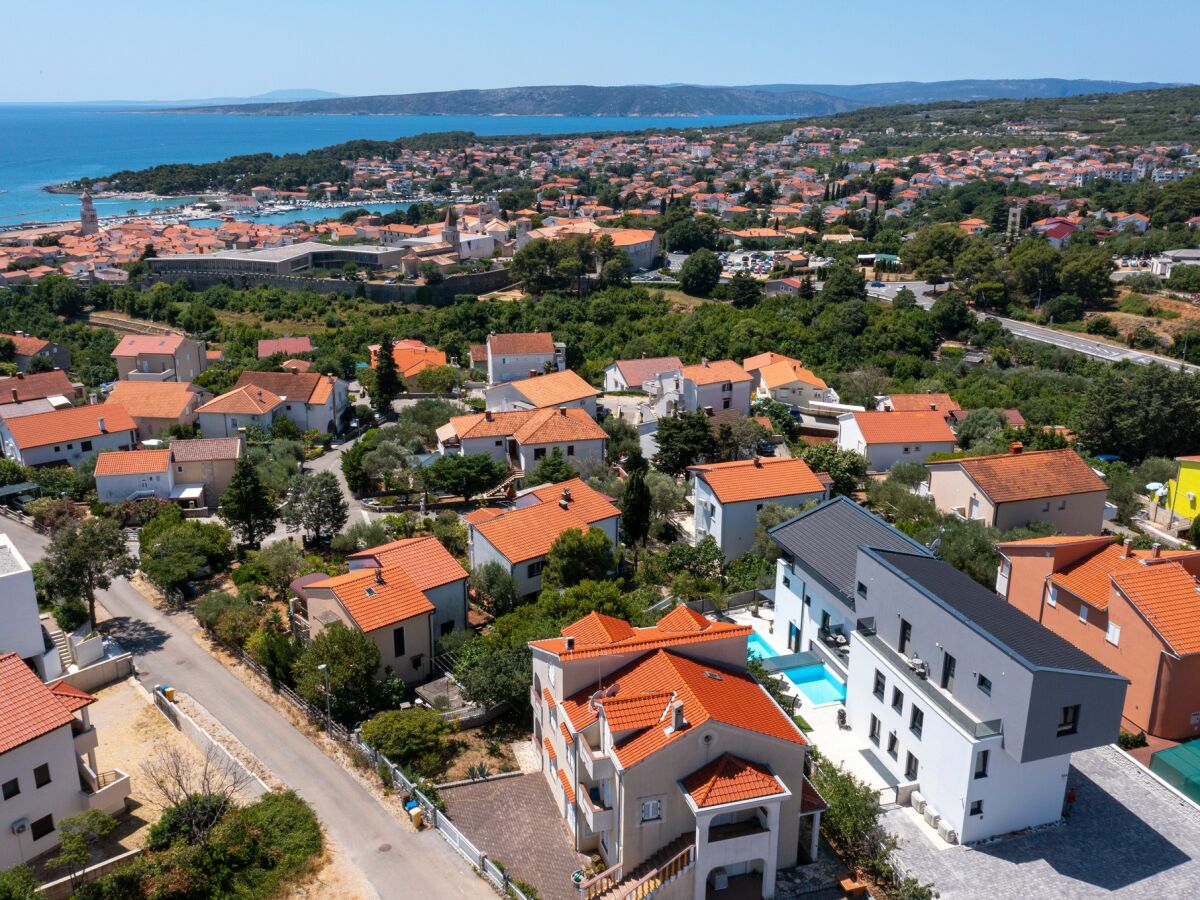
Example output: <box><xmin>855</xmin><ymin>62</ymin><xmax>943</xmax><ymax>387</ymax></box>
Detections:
<box><xmin>929</xmin><ymin>537</ymin><xmax>942</xmax><ymax>554</ymax></box>
<box><xmin>1145</xmin><ymin>482</ymin><xmax>1164</xmax><ymax>492</ymax></box>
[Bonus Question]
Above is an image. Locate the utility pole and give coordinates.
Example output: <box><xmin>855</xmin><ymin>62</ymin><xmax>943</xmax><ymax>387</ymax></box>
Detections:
<box><xmin>318</xmin><ymin>663</ymin><xmax>331</xmax><ymax>734</ymax></box>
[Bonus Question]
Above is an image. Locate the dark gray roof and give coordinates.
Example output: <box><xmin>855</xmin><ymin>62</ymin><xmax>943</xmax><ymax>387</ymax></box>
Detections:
<box><xmin>769</xmin><ymin>496</ymin><xmax>931</xmax><ymax>604</ymax></box>
<box><xmin>870</xmin><ymin>548</ymin><xmax>1116</xmax><ymax>676</ymax></box>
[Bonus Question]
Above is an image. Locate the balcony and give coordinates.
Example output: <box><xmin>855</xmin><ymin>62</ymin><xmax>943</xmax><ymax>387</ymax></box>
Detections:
<box><xmin>127</xmin><ymin>368</ymin><xmax>176</xmax><ymax>383</ymax></box>
<box><xmin>709</xmin><ymin>819</ymin><xmax>770</xmax><ymax>843</ymax></box>
<box><xmin>79</xmin><ymin>761</ymin><xmax>131</xmax><ymax>815</ymax></box>
<box><xmin>579</xmin><ymin>743</ymin><xmax>614</xmax><ymax>781</ymax></box>
<box><xmin>855</xmin><ymin>622</ymin><xmax>1001</xmax><ymax>740</ymax></box>
<box><xmin>71</xmin><ymin>719</ymin><xmax>98</xmax><ymax>757</ymax></box>
<box><xmin>578</xmin><ymin>783</ymin><xmax>614</xmax><ymax>833</ymax></box>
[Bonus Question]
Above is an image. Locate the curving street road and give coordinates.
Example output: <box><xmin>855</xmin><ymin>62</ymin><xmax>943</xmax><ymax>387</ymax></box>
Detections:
<box><xmin>3</xmin><ymin>521</ymin><xmax>491</xmax><ymax>900</ymax></box>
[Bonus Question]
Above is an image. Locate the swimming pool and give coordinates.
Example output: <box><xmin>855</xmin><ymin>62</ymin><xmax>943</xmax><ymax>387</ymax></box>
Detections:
<box><xmin>747</xmin><ymin>629</ymin><xmax>847</xmax><ymax>706</ymax></box>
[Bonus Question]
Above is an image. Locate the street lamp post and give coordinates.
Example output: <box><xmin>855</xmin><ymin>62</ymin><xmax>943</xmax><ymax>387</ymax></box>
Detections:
<box><xmin>317</xmin><ymin>663</ymin><xmax>331</xmax><ymax>734</ymax></box>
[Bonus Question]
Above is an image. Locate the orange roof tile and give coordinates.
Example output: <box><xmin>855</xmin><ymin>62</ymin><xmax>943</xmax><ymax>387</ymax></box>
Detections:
<box><xmin>307</xmin><ymin>567</ymin><xmax>434</xmax><ymax>633</ymax></box>
<box><xmin>882</xmin><ymin>393</ymin><xmax>961</xmax><ymax>413</ymax></box>
<box><xmin>0</xmin><ymin>370</ymin><xmax>73</xmax><ymax>402</ymax></box>
<box><xmin>758</xmin><ymin>360</ymin><xmax>827</xmax><ymax>390</ymax></box>
<box><xmin>598</xmin><ymin>691</ymin><xmax>673</xmax><ymax>731</ymax></box>
<box><xmin>564</xmin><ymin>612</ymin><xmax>636</xmax><ymax>645</ymax></box>
<box><xmin>447</xmin><ymin>408</ymin><xmax>606</xmax><ymax>444</ymax></box>
<box><xmin>681</xmin><ymin>360</ymin><xmax>753</xmax><ymax>387</ymax></box>
<box><xmin>690</xmin><ymin>457</ymin><xmax>826</xmax><ymax>505</ymax></box>
<box><xmin>463</xmin><ymin>508</ymin><xmax>503</xmax><ymax>526</ymax></box>
<box><xmin>473</xmin><ymin>502</ymin><xmax>594</xmax><ymax>564</ymax></box>
<box><xmin>347</xmin><ymin>536</ymin><xmax>465</xmax><ymax>590</ymax></box>
<box><xmin>46</xmin><ymin>679</ymin><xmax>97</xmax><ymax>714</ymax></box>
<box><xmin>1113</xmin><ymin>562</ymin><xmax>1200</xmax><ymax>655</ymax></box>
<box><xmin>0</xmin><ymin>333</ymin><xmax>51</xmax><ymax>357</ymax></box>
<box><xmin>682</xmin><ymin>754</ymin><xmax>785</xmax><ymax>807</ymax></box>
<box><xmin>197</xmin><ymin>385</ymin><xmax>283</xmax><ymax>416</ymax></box>
<box><xmin>1043</xmin><ymin>541</ymin><xmax>1200</xmax><ymax>610</ymax></box>
<box><xmin>543</xmin><ymin>737</ymin><xmax>557</xmax><ymax>759</ymax></box>
<box><xmin>523</xmin><ymin>478</ymin><xmax>619</xmax><ymax>524</ymax></box>
<box><xmin>94</xmin><ymin>448</ymin><xmax>171</xmax><ymax>476</ymax></box>
<box><xmin>557</xmin><ymin>766</ymin><xmax>576</xmax><ymax>803</ymax></box>
<box><xmin>655</xmin><ymin>605</ymin><xmax>712</xmax><ymax>633</ymax></box>
<box><xmin>533</xmin><ymin>613</ymin><xmax>750</xmax><ymax>662</ymax></box>
<box><xmin>930</xmin><ymin>448</ymin><xmax>1107</xmax><ymax>503</ymax></box>
<box><xmin>488</xmin><ymin>332</ymin><xmax>555</xmax><ymax>355</ymax></box>
<box><xmin>505</xmin><ymin>370</ymin><xmax>599</xmax><ymax>409</ymax></box>
<box><xmin>0</xmin><ymin>653</ymin><xmax>90</xmax><ymax>754</ymax></box>
<box><xmin>111</xmin><ymin>333</ymin><xmax>186</xmax><ymax>357</ymax></box>
<box><xmin>108</xmin><ymin>381</ymin><xmax>199</xmax><ymax>420</ymax></box>
<box><xmin>4</xmin><ymin>404</ymin><xmax>136</xmax><ymax>449</ymax></box>
<box><xmin>559</xmin><ymin>722</ymin><xmax>574</xmax><ymax>745</ymax></box>
<box><xmin>849</xmin><ymin>410</ymin><xmax>955</xmax><ymax>445</ymax></box>
<box><xmin>234</xmin><ymin>371</ymin><xmax>335</xmax><ymax>406</ymax></box>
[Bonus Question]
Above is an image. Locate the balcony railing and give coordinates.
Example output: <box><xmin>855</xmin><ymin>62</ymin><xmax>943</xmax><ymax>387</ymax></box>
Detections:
<box><xmin>855</xmin><ymin>622</ymin><xmax>1001</xmax><ymax>740</ymax></box>
<box><xmin>579</xmin><ymin>783</ymin><xmax>614</xmax><ymax>833</ymax></box>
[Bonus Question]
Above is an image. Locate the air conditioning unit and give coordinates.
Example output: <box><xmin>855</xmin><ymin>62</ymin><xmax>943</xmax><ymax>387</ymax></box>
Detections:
<box><xmin>923</xmin><ymin>807</ymin><xmax>940</xmax><ymax>828</ymax></box>
<box><xmin>10</xmin><ymin>818</ymin><xmax>27</xmax><ymax>835</ymax></box>
<box><xmin>911</xmin><ymin>791</ymin><xmax>927</xmax><ymax>814</ymax></box>
<box><xmin>937</xmin><ymin>821</ymin><xmax>959</xmax><ymax>844</ymax></box>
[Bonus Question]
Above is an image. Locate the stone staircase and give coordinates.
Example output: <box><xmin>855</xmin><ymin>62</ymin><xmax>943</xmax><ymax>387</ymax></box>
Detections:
<box><xmin>593</xmin><ymin>832</ymin><xmax>696</xmax><ymax>900</ymax></box>
<box><xmin>476</xmin><ymin>469</ymin><xmax>524</xmax><ymax>501</ymax></box>
<box><xmin>47</xmin><ymin>625</ymin><xmax>72</xmax><ymax>672</ymax></box>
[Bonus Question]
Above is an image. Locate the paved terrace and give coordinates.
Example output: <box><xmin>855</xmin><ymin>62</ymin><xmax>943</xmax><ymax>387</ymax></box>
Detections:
<box><xmin>886</xmin><ymin>745</ymin><xmax>1200</xmax><ymax>898</ymax></box>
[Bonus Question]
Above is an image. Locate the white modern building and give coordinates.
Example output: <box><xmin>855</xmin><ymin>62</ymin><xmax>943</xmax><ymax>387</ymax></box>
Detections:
<box><xmin>837</xmin><ymin>410</ymin><xmax>956</xmax><ymax>472</ymax></box>
<box><xmin>0</xmin><ymin>534</ymin><xmax>62</xmax><ymax>681</ymax></box>
<box><xmin>485</xmin><ymin>332</ymin><xmax>566</xmax><ymax>385</ymax></box>
<box><xmin>646</xmin><ymin>360</ymin><xmax>754</xmax><ymax>418</ymax></box>
<box><xmin>484</xmin><ymin>370</ymin><xmax>600</xmax><ymax>416</ymax></box>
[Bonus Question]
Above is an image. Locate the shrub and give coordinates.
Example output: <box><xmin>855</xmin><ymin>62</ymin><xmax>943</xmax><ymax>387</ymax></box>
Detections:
<box><xmin>361</xmin><ymin>708</ymin><xmax>453</xmax><ymax>778</ymax></box>
<box><xmin>195</xmin><ymin>592</ymin><xmax>251</xmax><ymax>631</ymax></box>
<box><xmin>214</xmin><ymin>605</ymin><xmax>262</xmax><ymax>649</ymax></box>
<box><xmin>147</xmin><ymin>793</ymin><xmax>233</xmax><ymax>850</ymax></box>
<box><xmin>54</xmin><ymin>599</ymin><xmax>89</xmax><ymax>633</ymax></box>
<box><xmin>1118</xmin><ymin>729</ymin><xmax>1148</xmax><ymax>750</ymax></box>
<box><xmin>1085</xmin><ymin>316</ymin><xmax>1119</xmax><ymax>338</ymax></box>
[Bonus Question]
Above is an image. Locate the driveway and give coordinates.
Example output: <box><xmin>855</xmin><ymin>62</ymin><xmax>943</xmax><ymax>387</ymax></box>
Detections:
<box><xmin>442</xmin><ymin>773</ymin><xmax>588</xmax><ymax>900</ymax></box>
<box><xmin>885</xmin><ymin>745</ymin><xmax>1200</xmax><ymax>898</ymax></box>
<box><xmin>2</xmin><ymin>521</ymin><xmax>492</xmax><ymax>900</ymax></box>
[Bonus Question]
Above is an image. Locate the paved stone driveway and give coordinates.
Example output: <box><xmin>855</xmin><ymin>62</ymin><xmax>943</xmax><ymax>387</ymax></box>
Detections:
<box><xmin>885</xmin><ymin>745</ymin><xmax>1200</xmax><ymax>898</ymax></box>
<box><xmin>442</xmin><ymin>773</ymin><xmax>588</xmax><ymax>900</ymax></box>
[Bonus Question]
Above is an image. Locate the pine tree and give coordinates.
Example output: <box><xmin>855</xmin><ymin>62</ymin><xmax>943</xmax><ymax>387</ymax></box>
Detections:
<box><xmin>373</xmin><ymin>336</ymin><xmax>400</xmax><ymax>418</ymax></box>
<box><xmin>219</xmin><ymin>455</ymin><xmax>277</xmax><ymax>550</ymax></box>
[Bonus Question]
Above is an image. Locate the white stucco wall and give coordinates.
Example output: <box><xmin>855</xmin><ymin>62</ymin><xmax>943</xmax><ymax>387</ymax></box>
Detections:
<box><xmin>488</xmin><ymin>352</ymin><xmax>558</xmax><ymax>385</ymax></box>
<box><xmin>96</xmin><ymin>468</ymin><xmax>174</xmax><ymax>504</ymax></box>
<box><xmin>0</xmin><ymin>427</ymin><xmax>135</xmax><ymax>467</ymax></box>
<box><xmin>0</xmin><ymin>727</ymin><xmax>85</xmax><ymax>870</ymax></box>
<box><xmin>695</xmin><ymin>483</ymin><xmax>826</xmax><ymax>561</ymax></box>
<box><xmin>518</xmin><ymin>438</ymin><xmax>605</xmax><ymax>473</ymax></box>
<box><xmin>0</xmin><ymin>538</ymin><xmax>45</xmax><ymax>670</ymax></box>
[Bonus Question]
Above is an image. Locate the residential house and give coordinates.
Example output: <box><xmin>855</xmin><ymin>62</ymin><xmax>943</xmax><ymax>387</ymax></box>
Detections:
<box><xmin>925</xmin><ymin>447</ymin><xmax>1110</xmax><ymax>534</ymax></box>
<box><xmin>484</xmin><ymin>370</ymin><xmax>599</xmax><ymax>416</ymax></box>
<box><xmin>742</xmin><ymin>352</ymin><xmax>804</xmax><ymax>385</ymax></box>
<box><xmin>167</xmin><ymin>436</ymin><xmax>243</xmax><ymax>509</ymax></box>
<box><xmin>110</xmin><ymin>334</ymin><xmax>206</xmax><ymax>383</ymax></box>
<box><xmin>997</xmin><ymin>535</ymin><xmax>1200</xmax><ymax>740</ymax></box>
<box><xmin>0</xmin><ymin>653</ymin><xmax>131</xmax><ymax>870</ymax></box>
<box><xmin>436</xmin><ymin>407</ymin><xmax>607</xmax><ymax>474</ymax></box>
<box><xmin>529</xmin><ymin>608</ymin><xmax>825</xmax><ymax>899</ymax></box>
<box><xmin>689</xmin><ymin>457</ymin><xmax>828</xmax><ymax>560</ymax></box>
<box><xmin>257</xmin><ymin>337</ymin><xmax>313</xmax><ymax>359</ymax></box>
<box><xmin>468</xmin><ymin>479</ymin><xmax>620</xmax><ymax>598</ymax></box>
<box><xmin>0</xmin><ymin>370</ymin><xmax>82</xmax><ymax>408</ymax></box>
<box><xmin>346</xmin><ymin>536</ymin><xmax>468</xmax><ymax>637</ymax></box>
<box><xmin>368</xmin><ymin>339</ymin><xmax>448</xmax><ymax>378</ymax></box>
<box><xmin>647</xmin><ymin>360</ymin><xmax>754</xmax><ymax>418</ymax></box>
<box><xmin>0</xmin><ymin>332</ymin><xmax>71</xmax><ymax>373</ymax></box>
<box><xmin>303</xmin><ymin>566</ymin><xmax>435</xmax><ymax>685</ymax></box>
<box><xmin>0</xmin><ymin>405</ymin><xmax>136</xmax><ymax>467</ymax></box>
<box><xmin>602</xmin><ymin>356</ymin><xmax>683</xmax><ymax>393</ymax></box>
<box><xmin>0</xmin><ymin>533</ymin><xmax>62</xmax><ymax>681</ymax></box>
<box><xmin>485</xmin><ymin>332</ymin><xmax>566</xmax><ymax>385</ymax></box>
<box><xmin>836</xmin><ymin>410</ymin><xmax>956</xmax><ymax>471</ymax></box>
<box><xmin>106</xmin><ymin>381</ymin><xmax>204</xmax><ymax>440</ymax></box>
<box><xmin>196</xmin><ymin>385</ymin><xmax>282</xmax><ymax>438</ymax></box>
<box><xmin>752</xmin><ymin>359</ymin><xmax>834</xmax><ymax>408</ymax></box>
<box><xmin>232</xmin><ymin>371</ymin><xmax>349</xmax><ymax>434</ymax></box>
<box><xmin>771</xmin><ymin>499</ymin><xmax>1127</xmax><ymax>844</ymax></box>
<box><xmin>94</xmin><ymin>449</ymin><xmax>174</xmax><ymax>504</ymax></box>
<box><xmin>875</xmin><ymin>393</ymin><xmax>961</xmax><ymax>419</ymax></box>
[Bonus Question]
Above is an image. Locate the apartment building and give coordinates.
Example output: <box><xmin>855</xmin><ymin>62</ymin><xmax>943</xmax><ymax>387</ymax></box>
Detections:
<box><xmin>0</xmin><ymin>405</ymin><xmax>136</xmax><ymax>467</ymax></box>
<box><xmin>530</xmin><ymin>607</ymin><xmax>826</xmax><ymax>900</ymax></box>
<box><xmin>232</xmin><ymin>371</ymin><xmax>349</xmax><ymax>435</ymax></box>
<box><xmin>436</xmin><ymin>407</ymin><xmax>607</xmax><ymax>473</ymax></box>
<box><xmin>646</xmin><ymin>360</ymin><xmax>754</xmax><ymax>419</ymax></box>
<box><xmin>485</xmin><ymin>331</ymin><xmax>566</xmax><ymax>385</ymax></box>
<box><xmin>484</xmin><ymin>369</ymin><xmax>600</xmax><ymax>416</ymax></box>
<box><xmin>110</xmin><ymin>334</ymin><xmax>207</xmax><ymax>383</ymax></box>
<box><xmin>346</xmin><ymin>536</ymin><xmax>469</xmax><ymax>637</ymax></box>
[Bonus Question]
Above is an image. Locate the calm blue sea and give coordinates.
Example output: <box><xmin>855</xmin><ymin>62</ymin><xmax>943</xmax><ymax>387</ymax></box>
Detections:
<box><xmin>0</xmin><ymin>105</ymin><xmax>787</xmax><ymax>226</ymax></box>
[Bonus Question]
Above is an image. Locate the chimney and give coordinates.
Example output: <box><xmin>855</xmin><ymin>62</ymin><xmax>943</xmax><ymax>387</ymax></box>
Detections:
<box><xmin>1151</xmin><ymin>543</ymin><xmax>1161</xmax><ymax>559</ymax></box>
<box><xmin>558</xmin><ymin>407</ymin><xmax>567</xmax><ymax>416</ymax></box>
<box><xmin>15</xmin><ymin>373</ymin><xmax>23</xmax><ymax>380</ymax></box>
<box><xmin>97</xmin><ymin>416</ymin><xmax>106</xmax><ymax>433</ymax></box>
<box><xmin>564</xmin><ymin>635</ymin><xmax>575</xmax><ymax>651</ymax></box>
<box><xmin>929</xmin><ymin>402</ymin><xmax>937</xmax><ymax>411</ymax></box>
<box><xmin>703</xmin><ymin>406</ymin><xmax>714</xmax><ymax>417</ymax></box>
<box><xmin>671</xmin><ymin>699</ymin><xmax>686</xmax><ymax>732</ymax></box>
<box><xmin>562</xmin><ymin>485</ymin><xmax>573</xmax><ymax>503</ymax></box>
<box><xmin>701</xmin><ymin>357</ymin><xmax>709</xmax><ymax>367</ymax></box>
<box><xmin>484</xmin><ymin>410</ymin><xmax>493</xmax><ymax>421</ymax></box>
<box><xmin>9</xmin><ymin>389</ymin><xmax>16</xmax><ymax>403</ymax></box>
<box><xmin>374</xmin><ymin>567</ymin><xmax>384</xmax><ymax>585</ymax></box>
<box><xmin>1122</xmin><ymin>538</ymin><xmax>1133</xmax><ymax>559</ymax></box>
<box><xmin>753</xmin><ymin>456</ymin><xmax>763</xmax><ymax>467</ymax></box>
<box><xmin>529</xmin><ymin>370</ymin><xmax>538</xmax><ymax>378</ymax></box>
<box><xmin>1010</xmin><ymin>442</ymin><xmax>1023</xmax><ymax>455</ymax></box>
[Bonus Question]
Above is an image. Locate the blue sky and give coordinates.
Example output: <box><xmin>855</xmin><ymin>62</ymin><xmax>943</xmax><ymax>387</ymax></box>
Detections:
<box><xmin>5</xmin><ymin>0</ymin><xmax>1198</xmax><ymax>101</ymax></box>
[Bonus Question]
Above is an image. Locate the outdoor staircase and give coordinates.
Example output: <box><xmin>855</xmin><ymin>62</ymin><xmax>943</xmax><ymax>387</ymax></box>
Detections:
<box><xmin>476</xmin><ymin>469</ymin><xmax>523</xmax><ymax>501</ymax></box>
<box><xmin>592</xmin><ymin>832</ymin><xmax>696</xmax><ymax>900</ymax></box>
<box><xmin>48</xmin><ymin>626</ymin><xmax>72</xmax><ymax>671</ymax></box>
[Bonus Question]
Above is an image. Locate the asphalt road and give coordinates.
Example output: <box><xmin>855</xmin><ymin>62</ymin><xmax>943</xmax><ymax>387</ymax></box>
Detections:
<box><xmin>4</xmin><ymin>521</ymin><xmax>492</xmax><ymax>900</ymax></box>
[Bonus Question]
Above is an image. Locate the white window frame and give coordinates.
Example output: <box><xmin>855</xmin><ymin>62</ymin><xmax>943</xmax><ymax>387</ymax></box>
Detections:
<box><xmin>1106</xmin><ymin>621</ymin><xmax>1121</xmax><ymax>646</ymax></box>
<box><xmin>639</xmin><ymin>797</ymin><xmax>663</xmax><ymax>824</ymax></box>
<box><xmin>1047</xmin><ymin>586</ymin><xmax>1057</xmax><ymax>608</ymax></box>
<box><xmin>1079</xmin><ymin>605</ymin><xmax>1088</xmax><ymax>623</ymax></box>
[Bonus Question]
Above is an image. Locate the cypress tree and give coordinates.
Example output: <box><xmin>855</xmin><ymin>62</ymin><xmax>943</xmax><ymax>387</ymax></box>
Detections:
<box><xmin>219</xmin><ymin>455</ymin><xmax>277</xmax><ymax>550</ymax></box>
<box><xmin>373</xmin><ymin>336</ymin><xmax>400</xmax><ymax>418</ymax></box>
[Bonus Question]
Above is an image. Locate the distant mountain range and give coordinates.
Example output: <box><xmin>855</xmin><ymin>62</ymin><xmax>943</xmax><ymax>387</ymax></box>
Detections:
<box><xmin>45</xmin><ymin>89</ymin><xmax>344</xmax><ymax>108</ymax></box>
<box><xmin>178</xmin><ymin>79</ymin><xmax>1185</xmax><ymax>117</ymax></box>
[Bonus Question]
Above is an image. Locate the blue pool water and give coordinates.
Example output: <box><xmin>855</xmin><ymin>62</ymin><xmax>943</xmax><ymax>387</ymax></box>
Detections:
<box><xmin>747</xmin><ymin>630</ymin><xmax>847</xmax><ymax>706</ymax></box>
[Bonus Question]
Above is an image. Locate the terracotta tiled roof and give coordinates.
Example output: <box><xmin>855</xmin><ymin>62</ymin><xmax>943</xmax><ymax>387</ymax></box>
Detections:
<box><xmin>599</xmin><ymin>691</ymin><xmax>674</xmax><ymax>731</ymax></box>
<box><xmin>882</xmin><ymin>393</ymin><xmax>960</xmax><ymax>413</ymax></box>
<box><xmin>0</xmin><ymin>653</ymin><xmax>91</xmax><ymax>754</ymax></box>
<box><xmin>234</xmin><ymin>371</ymin><xmax>335</xmax><ymax>406</ymax></box>
<box><xmin>849</xmin><ymin>410</ymin><xmax>955</xmax><ymax>444</ymax></box>
<box><xmin>369</xmin><ymin>340</ymin><xmax>447</xmax><ymax>377</ymax></box>
<box><xmin>473</xmin><ymin>502</ymin><xmax>594</xmax><ymax>564</ymax></box>
<box><xmin>931</xmin><ymin>448</ymin><xmax>1107</xmax><ymax>503</ymax></box>
<box><xmin>656</xmin><ymin>605</ymin><xmax>713</xmax><ymax>632</ymax></box>
<box><xmin>307</xmin><ymin>566</ymin><xmax>434</xmax><ymax>633</ymax></box>
<box><xmin>108</xmin><ymin>381</ymin><xmax>199</xmax><ymax>420</ymax></box>
<box><xmin>348</xmin><ymin>536</ymin><xmax>466</xmax><ymax>590</ymax></box>
<box><xmin>506</xmin><ymin>370</ymin><xmax>599</xmax><ymax>409</ymax></box>
<box><xmin>759</xmin><ymin>360</ymin><xmax>827</xmax><ymax>391</ymax></box>
<box><xmin>682</xmin><ymin>754</ymin><xmax>785</xmax><ymax>807</ymax></box>
<box><xmin>1039</xmin><ymin>540</ymin><xmax>1200</xmax><ymax>610</ymax></box>
<box><xmin>111</xmin><ymin>333</ymin><xmax>185</xmax><ymax>357</ymax></box>
<box><xmin>0</xmin><ymin>333</ymin><xmax>50</xmax><ymax>357</ymax></box>
<box><xmin>0</xmin><ymin>370</ymin><xmax>73</xmax><ymax>402</ymax></box>
<box><xmin>197</xmin><ymin>385</ymin><xmax>283</xmax><ymax>416</ymax></box>
<box><xmin>690</xmin><ymin>457</ymin><xmax>826</xmax><ymax>504</ymax></box>
<box><xmin>560</xmin><ymin>650</ymin><xmax>804</xmax><ymax>768</ymax></box>
<box><xmin>4</xmin><ymin>404</ymin><xmax>135</xmax><ymax>449</ymax></box>
<box><xmin>168</xmin><ymin>437</ymin><xmax>242</xmax><ymax>461</ymax></box>
<box><xmin>611</xmin><ymin>357</ymin><xmax>683</xmax><ymax>387</ymax></box>
<box><xmin>94</xmin><ymin>448</ymin><xmax>171</xmax><ymax>476</ymax></box>
<box><xmin>447</xmin><ymin>408</ymin><xmax>605</xmax><ymax>444</ymax></box>
<box><xmin>543</xmin><ymin>737</ymin><xmax>557</xmax><ymax>759</ymax></box>
<box><xmin>463</xmin><ymin>508</ymin><xmax>503</xmax><ymax>526</ymax></box>
<box><xmin>557</xmin><ymin>767</ymin><xmax>576</xmax><ymax>803</ymax></box>
<box><xmin>559</xmin><ymin>722</ymin><xmax>574</xmax><ymax>745</ymax></box>
<box><xmin>532</xmin><ymin>611</ymin><xmax>749</xmax><ymax>662</ymax></box>
<box><xmin>488</xmin><ymin>332</ymin><xmax>555</xmax><ymax>355</ymax></box>
<box><xmin>1113</xmin><ymin>562</ymin><xmax>1200</xmax><ymax>655</ymax></box>
<box><xmin>521</xmin><ymin>478</ymin><xmax>620</xmax><ymax>526</ymax></box>
<box><xmin>564</xmin><ymin>612</ymin><xmax>636</xmax><ymax>645</ymax></box>
<box><xmin>681</xmin><ymin>360</ymin><xmax>753</xmax><ymax>387</ymax></box>
<box><xmin>742</xmin><ymin>352</ymin><xmax>799</xmax><ymax>373</ymax></box>
<box><xmin>47</xmin><ymin>680</ymin><xmax>97</xmax><ymax>714</ymax></box>
<box><xmin>800</xmin><ymin>776</ymin><xmax>829</xmax><ymax>814</ymax></box>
